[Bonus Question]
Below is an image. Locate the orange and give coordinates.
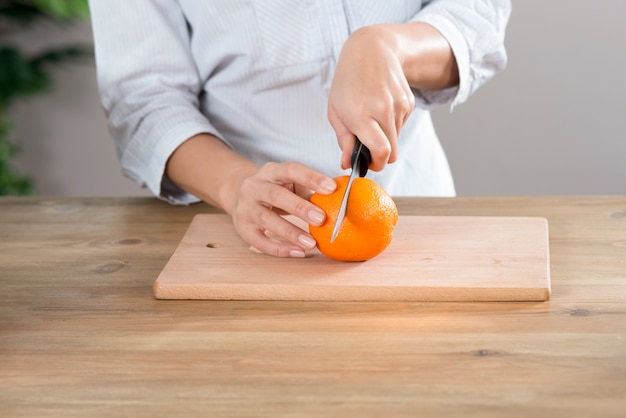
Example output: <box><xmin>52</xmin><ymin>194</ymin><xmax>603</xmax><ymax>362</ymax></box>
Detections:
<box><xmin>309</xmin><ymin>175</ymin><xmax>398</xmax><ymax>262</ymax></box>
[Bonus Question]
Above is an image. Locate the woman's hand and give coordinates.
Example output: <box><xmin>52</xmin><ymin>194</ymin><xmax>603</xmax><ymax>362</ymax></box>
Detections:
<box><xmin>328</xmin><ymin>25</ymin><xmax>414</xmax><ymax>172</ymax></box>
<box><xmin>230</xmin><ymin>162</ymin><xmax>337</xmax><ymax>258</ymax></box>
<box><xmin>166</xmin><ymin>134</ymin><xmax>337</xmax><ymax>258</ymax></box>
<box><xmin>328</xmin><ymin>22</ymin><xmax>458</xmax><ymax>171</ymax></box>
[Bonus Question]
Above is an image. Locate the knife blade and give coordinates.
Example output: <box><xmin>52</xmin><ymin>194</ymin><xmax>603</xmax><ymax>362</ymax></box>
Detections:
<box><xmin>330</xmin><ymin>138</ymin><xmax>372</xmax><ymax>243</ymax></box>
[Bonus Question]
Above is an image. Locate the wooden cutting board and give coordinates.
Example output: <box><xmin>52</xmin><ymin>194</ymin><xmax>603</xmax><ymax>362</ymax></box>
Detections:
<box><xmin>153</xmin><ymin>214</ymin><xmax>550</xmax><ymax>301</ymax></box>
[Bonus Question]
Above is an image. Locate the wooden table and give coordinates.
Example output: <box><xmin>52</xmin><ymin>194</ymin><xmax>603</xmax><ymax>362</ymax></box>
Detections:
<box><xmin>1</xmin><ymin>196</ymin><xmax>625</xmax><ymax>417</ymax></box>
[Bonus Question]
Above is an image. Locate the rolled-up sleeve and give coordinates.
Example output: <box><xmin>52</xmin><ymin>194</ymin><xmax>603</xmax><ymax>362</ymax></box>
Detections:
<box><xmin>89</xmin><ymin>0</ymin><xmax>218</xmax><ymax>204</ymax></box>
<box><xmin>411</xmin><ymin>0</ymin><xmax>511</xmax><ymax>110</ymax></box>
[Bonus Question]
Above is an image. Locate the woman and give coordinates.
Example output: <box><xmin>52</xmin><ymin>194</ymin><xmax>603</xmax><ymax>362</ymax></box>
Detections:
<box><xmin>89</xmin><ymin>1</ymin><xmax>511</xmax><ymax>257</ymax></box>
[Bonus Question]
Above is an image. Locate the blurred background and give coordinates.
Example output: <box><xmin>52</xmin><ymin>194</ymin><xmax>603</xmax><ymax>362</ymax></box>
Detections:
<box><xmin>3</xmin><ymin>1</ymin><xmax>625</xmax><ymax>198</ymax></box>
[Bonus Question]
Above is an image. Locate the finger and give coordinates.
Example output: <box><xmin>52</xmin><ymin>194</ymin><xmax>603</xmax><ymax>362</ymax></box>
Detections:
<box><xmin>387</xmin><ymin>92</ymin><xmax>414</xmax><ymax>165</ymax></box>
<box><xmin>393</xmin><ymin>85</ymin><xmax>415</xmax><ymax>136</ymax></box>
<box><xmin>252</xmin><ymin>177</ymin><xmax>327</xmax><ymax>227</ymax></box>
<box><xmin>330</xmin><ymin>107</ymin><xmax>392</xmax><ymax>172</ymax></box>
<box><xmin>338</xmin><ymin>134</ymin><xmax>356</xmax><ymax>171</ymax></box>
<box><xmin>369</xmin><ymin>79</ymin><xmax>413</xmax><ymax>166</ymax></box>
<box><xmin>386</xmin><ymin>122</ymin><xmax>399</xmax><ymax>165</ymax></box>
<box><xmin>376</xmin><ymin>105</ymin><xmax>399</xmax><ymax>165</ymax></box>
<box><xmin>328</xmin><ymin>105</ymin><xmax>357</xmax><ymax>170</ymax></box>
<box><xmin>360</xmin><ymin>88</ymin><xmax>413</xmax><ymax>167</ymax></box>
<box><xmin>372</xmin><ymin>86</ymin><xmax>413</xmax><ymax>166</ymax></box>
<box><xmin>260</xmin><ymin>161</ymin><xmax>336</xmax><ymax>197</ymax></box>
<box><xmin>330</xmin><ymin>95</ymin><xmax>396</xmax><ymax>172</ymax></box>
<box><xmin>351</xmin><ymin>119</ymin><xmax>392</xmax><ymax>172</ymax></box>
<box><xmin>240</xmin><ymin>223</ymin><xmax>311</xmax><ymax>258</ymax></box>
<box><xmin>237</xmin><ymin>211</ymin><xmax>317</xmax><ymax>258</ymax></box>
<box><xmin>232</xmin><ymin>201</ymin><xmax>310</xmax><ymax>258</ymax></box>
<box><xmin>399</xmin><ymin>89</ymin><xmax>416</xmax><ymax>127</ymax></box>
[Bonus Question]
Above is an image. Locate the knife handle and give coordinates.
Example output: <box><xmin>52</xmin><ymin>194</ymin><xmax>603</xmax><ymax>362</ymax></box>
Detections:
<box><xmin>351</xmin><ymin>138</ymin><xmax>371</xmax><ymax>177</ymax></box>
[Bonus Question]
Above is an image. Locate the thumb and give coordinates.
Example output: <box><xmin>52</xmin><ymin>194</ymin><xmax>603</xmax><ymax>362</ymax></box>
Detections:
<box><xmin>328</xmin><ymin>106</ymin><xmax>356</xmax><ymax>170</ymax></box>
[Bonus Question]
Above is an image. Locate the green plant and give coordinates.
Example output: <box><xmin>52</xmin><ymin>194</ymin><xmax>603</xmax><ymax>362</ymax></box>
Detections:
<box><xmin>0</xmin><ymin>0</ymin><xmax>90</xmax><ymax>195</ymax></box>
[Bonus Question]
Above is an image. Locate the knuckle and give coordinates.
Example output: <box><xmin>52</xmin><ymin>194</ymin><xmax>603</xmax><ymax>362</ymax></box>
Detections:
<box><xmin>395</xmin><ymin>92</ymin><xmax>414</xmax><ymax>113</ymax></box>
<box><xmin>281</xmin><ymin>222</ymin><xmax>300</xmax><ymax>243</ymax></box>
<box><xmin>256</xmin><ymin>207</ymin><xmax>274</xmax><ymax>225</ymax></box>
<box><xmin>366</xmin><ymin>98</ymin><xmax>388</xmax><ymax>117</ymax></box>
<box><xmin>301</xmin><ymin>171</ymin><xmax>320</xmax><ymax>191</ymax></box>
<box><xmin>282</xmin><ymin>161</ymin><xmax>302</xmax><ymax>178</ymax></box>
<box><xmin>371</xmin><ymin>140</ymin><xmax>392</xmax><ymax>156</ymax></box>
<box><xmin>238</xmin><ymin>177</ymin><xmax>255</xmax><ymax>196</ymax></box>
<box><xmin>257</xmin><ymin>237</ymin><xmax>289</xmax><ymax>258</ymax></box>
<box><xmin>293</xmin><ymin>198</ymin><xmax>313</xmax><ymax>219</ymax></box>
<box><xmin>264</xmin><ymin>231</ymin><xmax>299</xmax><ymax>258</ymax></box>
<box><xmin>406</xmin><ymin>91</ymin><xmax>416</xmax><ymax>109</ymax></box>
<box><xmin>267</xmin><ymin>243</ymin><xmax>284</xmax><ymax>258</ymax></box>
<box><xmin>267</xmin><ymin>185</ymin><xmax>284</xmax><ymax>204</ymax></box>
<box><xmin>262</xmin><ymin>161</ymin><xmax>278</xmax><ymax>172</ymax></box>
<box><xmin>234</xmin><ymin>218</ymin><xmax>295</xmax><ymax>258</ymax></box>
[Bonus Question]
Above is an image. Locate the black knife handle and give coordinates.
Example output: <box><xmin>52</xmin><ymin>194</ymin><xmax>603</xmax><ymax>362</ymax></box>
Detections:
<box><xmin>351</xmin><ymin>138</ymin><xmax>371</xmax><ymax>177</ymax></box>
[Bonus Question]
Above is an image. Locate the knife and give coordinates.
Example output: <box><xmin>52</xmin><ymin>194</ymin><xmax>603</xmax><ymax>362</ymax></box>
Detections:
<box><xmin>330</xmin><ymin>138</ymin><xmax>372</xmax><ymax>243</ymax></box>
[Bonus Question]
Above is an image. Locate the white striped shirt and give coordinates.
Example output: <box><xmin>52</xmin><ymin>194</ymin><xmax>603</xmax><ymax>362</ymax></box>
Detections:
<box><xmin>89</xmin><ymin>0</ymin><xmax>511</xmax><ymax>203</ymax></box>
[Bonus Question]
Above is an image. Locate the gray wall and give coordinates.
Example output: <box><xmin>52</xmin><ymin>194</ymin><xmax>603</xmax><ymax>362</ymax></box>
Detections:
<box><xmin>9</xmin><ymin>20</ymin><xmax>146</xmax><ymax>197</ymax></box>
<box><xmin>432</xmin><ymin>1</ymin><xmax>626</xmax><ymax>195</ymax></box>
<box><xmin>9</xmin><ymin>2</ymin><xmax>626</xmax><ymax>197</ymax></box>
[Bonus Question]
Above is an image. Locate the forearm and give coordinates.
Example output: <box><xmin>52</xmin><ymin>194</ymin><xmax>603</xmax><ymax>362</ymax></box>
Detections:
<box><xmin>353</xmin><ymin>22</ymin><xmax>459</xmax><ymax>91</ymax></box>
<box><xmin>165</xmin><ymin>133</ymin><xmax>258</xmax><ymax>213</ymax></box>
<box><xmin>396</xmin><ymin>21</ymin><xmax>459</xmax><ymax>90</ymax></box>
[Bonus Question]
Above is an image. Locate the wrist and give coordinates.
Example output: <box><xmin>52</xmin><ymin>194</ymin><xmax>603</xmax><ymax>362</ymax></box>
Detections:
<box><xmin>217</xmin><ymin>164</ymin><xmax>258</xmax><ymax>215</ymax></box>
<box><xmin>165</xmin><ymin>133</ymin><xmax>258</xmax><ymax>213</ymax></box>
<box><xmin>378</xmin><ymin>22</ymin><xmax>459</xmax><ymax>90</ymax></box>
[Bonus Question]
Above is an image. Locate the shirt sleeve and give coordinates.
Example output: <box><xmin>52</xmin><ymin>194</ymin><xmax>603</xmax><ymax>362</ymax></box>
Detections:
<box><xmin>410</xmin><ymin>0</ymin><xmax>512</xmax><ymax>110</ymax></box>
<box><xmin>89</xmin><ymin>0</ymin><xmax>217</xmax><ymax>204</ymax></box>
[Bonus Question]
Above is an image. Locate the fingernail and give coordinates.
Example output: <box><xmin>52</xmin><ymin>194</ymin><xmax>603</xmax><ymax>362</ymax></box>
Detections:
<box><xmin>321</xmin><ymin>179</ymin><xmax>336</xmax><ymax>193</ymax></box>
<box><xmin>308</xmin><ymin>209</ymin><xmax>325</xmax><ymax>225</ymax></box>
<box><xmin>289</xmin><ymin>249</ymin><xmax>306</xmax><ymax>258</ymax></box>
<box><xmin>298</xmin><ymin>234</ymin><xmax>316</xmax><ymax>249</ymax></box>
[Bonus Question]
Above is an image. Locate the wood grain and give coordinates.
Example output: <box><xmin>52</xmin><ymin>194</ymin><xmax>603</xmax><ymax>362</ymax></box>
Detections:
<box><xmin>154</xmin><ymin>214</ymin><xmax>550</xmax><ymax>301</ymax></box>
<box><xmin>1</xmin><ymin>196</ymin><xmax>625</xmax><ymax>418</ymax></box>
